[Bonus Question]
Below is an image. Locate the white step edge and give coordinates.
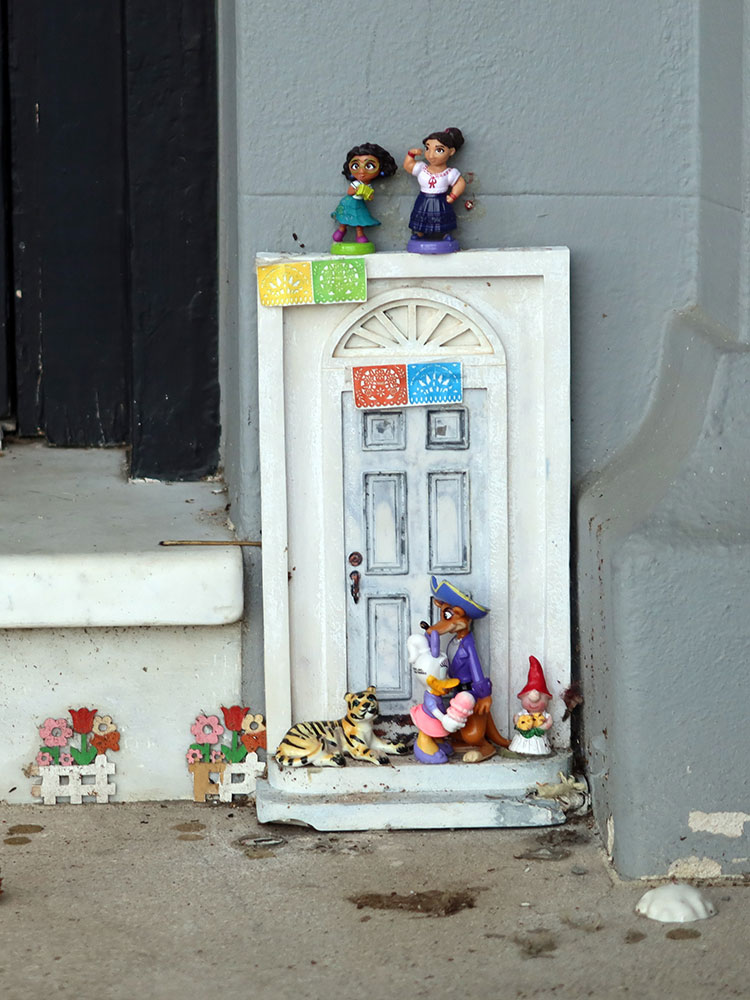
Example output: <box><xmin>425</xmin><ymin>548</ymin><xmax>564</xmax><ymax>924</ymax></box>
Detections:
<box><xmin>0</xmin><ymin>443</ymin><xmax>243</xmax><ymax>627</ymax></box>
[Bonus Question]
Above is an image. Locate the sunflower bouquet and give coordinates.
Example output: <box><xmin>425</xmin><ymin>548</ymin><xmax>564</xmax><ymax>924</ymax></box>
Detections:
<box><xmin>514</xmin><ymin>712</ymin><xmax>547</xmax><ymax>738</ymax></box>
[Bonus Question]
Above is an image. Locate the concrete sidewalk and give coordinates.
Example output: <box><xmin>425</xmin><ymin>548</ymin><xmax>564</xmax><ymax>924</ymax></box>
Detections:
<box><xmin>1</xmin><ymin>802</ymin><xmax>747</xmax><ymax>1000</ymax></box>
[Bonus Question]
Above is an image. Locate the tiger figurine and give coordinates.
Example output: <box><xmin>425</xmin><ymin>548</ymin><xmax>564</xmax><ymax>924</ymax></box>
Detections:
<box><xmin>274</xmin><ymin>686</ymin><xmax>410</xmax><ymax>767</ymax></box>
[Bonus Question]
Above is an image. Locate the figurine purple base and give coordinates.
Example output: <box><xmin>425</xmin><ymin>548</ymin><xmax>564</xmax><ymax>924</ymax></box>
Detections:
<box><xmin>407</xmin><ymin>234</ymin><xmax>460</xmax><ymax>255</ymax></box>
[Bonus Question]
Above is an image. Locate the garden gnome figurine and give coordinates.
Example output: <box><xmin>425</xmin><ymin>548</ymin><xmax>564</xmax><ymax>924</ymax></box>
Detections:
<box><xmin>508</xmin><ymin>656</ymin><xmax>553</xmax><ymax>755</ymax></box>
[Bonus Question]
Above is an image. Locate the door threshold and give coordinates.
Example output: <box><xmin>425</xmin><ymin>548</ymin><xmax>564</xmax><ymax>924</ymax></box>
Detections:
<box><xmin>257</xmin><ymin>751</ymin><xmax>572</xmax><ymax>830</ymax></box>
<box><xmin>256</xmin><ymin>782</ymin><xmax>566</xmax><ymax>830</ymax></box>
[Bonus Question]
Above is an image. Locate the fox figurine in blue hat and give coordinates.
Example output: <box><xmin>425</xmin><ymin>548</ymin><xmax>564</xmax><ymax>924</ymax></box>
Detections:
<box><xmin>423</xmin><ymin>576</ymin><xmax>510</xmax><ymax>762</ymax></box>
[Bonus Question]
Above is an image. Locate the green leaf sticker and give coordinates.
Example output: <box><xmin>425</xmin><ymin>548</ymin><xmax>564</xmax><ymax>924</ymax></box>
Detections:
<box><xmin>71</xmin><ymin>746</ymin><xmax>98</xmax><ymax>765</ymax></box>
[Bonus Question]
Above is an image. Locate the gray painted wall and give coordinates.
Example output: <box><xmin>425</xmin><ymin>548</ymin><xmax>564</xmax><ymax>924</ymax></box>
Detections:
<box><xmin>697</xmin><ymin>1</ymin><xmax>747</xmax><ymax>338</ymax></box>
<box><xmin>219</xmin><ymin>0</ymin><xmax>748</xmax><ymax>874</ymax></box>
<box><xmin>221</xmin><ymin>0</ymin><xmax>696</xmax><ymax>500</ymax></box>
<box><xmin>577</xmin><ymin>2</ymin><xmax>750</xmax><ymax>877</ymax></box>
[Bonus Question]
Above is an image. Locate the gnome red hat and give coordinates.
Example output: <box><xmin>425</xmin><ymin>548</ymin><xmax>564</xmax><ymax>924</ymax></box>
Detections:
<box><xmin>517</xmin><ymin>655</ymin><xmax>552</xmax><ymax>699</ymax></box>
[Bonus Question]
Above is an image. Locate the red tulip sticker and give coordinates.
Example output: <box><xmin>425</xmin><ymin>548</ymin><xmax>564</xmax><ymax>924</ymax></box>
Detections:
<box><xmin>68</xmin><ymin>708</ymin><xmax>98</xmax><ymax>764</ymax></box>
<box><xmin>220</xmin><ymin>706</ymin><xmax>249</xmax><ymax>732</ymax></box>
<box><xmin>220</xmin><ymin>706</ymin><xmax>250</xmax><ymax>762</ymax></box>
<box><xmin>69</xmin><ymin>708</ymin><xmax>97</xmax><ymax>734</ymax></box>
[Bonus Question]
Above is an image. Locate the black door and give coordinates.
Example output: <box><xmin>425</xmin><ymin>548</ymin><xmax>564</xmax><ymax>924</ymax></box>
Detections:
<box><xmin>0</xmin><ymin>3</ymin><xmax>12</xmax><ymax>425</ymax></box>
<box><xmin>1</xmin><ymin>0</ymin><xmax>219</xmax><ymax>480</ymax></box>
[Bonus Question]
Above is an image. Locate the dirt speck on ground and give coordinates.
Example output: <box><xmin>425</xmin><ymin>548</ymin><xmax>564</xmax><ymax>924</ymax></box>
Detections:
<box><xmin>512</xmin><ymin>929</ymin><xmax>558</xmax><ymax>959</ymax></box>
<box><xmin>666</xmin><ymin>928</ymin><xmax>702</xmax><ymax>940</ymax></box>
<box><xmin>310</xmin><ymin>836</ymin><xmax>374</xmax><ymax>855</ymax></box>
<box><xmin>625</xmin><ymin>929</ymin><xmax>647</xmax><ymax>943</ymax></box>
<box><xmin>514</xmin><ymin>845</ymin><xmax>572</xmax><ymax>861</ymax></box>
<box><xmin>561</xmin><ymin>912</ymin><xmax>605</xmax><ymax>933</ymax></box>
<box><xmin>539</xmin><ymin>826</ymin><xmax>591</xmax><ymax>846</ymax></box>
<box><xmin>349</xmin><ymin>888</ymin><xmax>478</xmax><ymax>917</ymax></box>
<box><xmin>242</xmin><ymin>847</ymin><xmax>276</xmax><ymax>859</ymax></box>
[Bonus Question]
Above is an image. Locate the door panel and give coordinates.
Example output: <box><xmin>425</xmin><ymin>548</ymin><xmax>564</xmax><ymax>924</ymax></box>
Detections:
<box><xmin>366</xmin><ymin>595</ymin><xmax>411</xmax><ymax>699</ymax></box>
<box><xmin>344</xmin><ymin>387</ymin><xmax>492</xmax><ymax>714</ymax></box>
<box><xmin>428</xmin><ymin>470</ymin><xmax>470</xmax><ymax>573</ymax></box>
<box><xmin>364</xmin><ymin>472</ymin><xmax>408</xmax><ymax>574</ymax></box>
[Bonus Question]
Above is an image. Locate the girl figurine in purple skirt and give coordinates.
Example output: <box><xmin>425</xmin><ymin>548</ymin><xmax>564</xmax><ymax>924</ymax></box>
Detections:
<box><xmin>403</xmin><ymin>127</ymin><xmax>466</xmax><ymax>254</ymax></box>
<box><xmin>330</xmin><ymin>142</ymin><xmax>397</xmax><ymax>256</ymax></box>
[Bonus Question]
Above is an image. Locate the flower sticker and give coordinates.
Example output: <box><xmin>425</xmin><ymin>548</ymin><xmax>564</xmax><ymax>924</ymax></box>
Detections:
<box><xmin>185</xmin><ymin>704</ymin><xmax>267</xmax><ymax>801</ymax></box>
<box><xmin>92</xmin><ymin>715</ymin><xmax>116</xmax><ymax>735</ymax></box>
<box><xmin>30</xmin><ymin>707</ymin><xmax>122</xmax><ymax>796</ymax></box>
<box><xmin>39</xmin><ymin>718</ymin><xmax>73</xmax><ymax>747</ymax></box>
<box><xmin>186</xmin><ymin>706</ymin><xmax>266</xmax><ymax>767</ymax></box>
<box><xmin>66</xmin><ymin>708</ymin><xmax>99</xmax><ymax>765</ymax></box>
<box><xmin>91</xmin><ymin>731</ymin><xmax>120</xmax><ymax>755</ymax></box>
<box><xmin>216</xmin><ymin>707</ymin><xmax>251</xmax><ymax>763</ymax></box>
<box><xmin>69</xmin><ymin>708</ymin><xmax>98</xmax><ymax>734</ymax></box>
<box><xmin>220</xmin><ymin>706</ymin><xmax>249</xmax><ymax>732</ymax></box>
<box><xmin>241</xmin><ymin>714</ymin><xmax>267</xmax><ymax>752</ymax></box>
<box><xmin>190</xmin><ymin>715</ymin><xmax>224</xmax><ymax>745</ymax></box>
<box><xmin>241</xmin><ymin>713</ymin><xmax>266</xmax><ymax>735</ymax></box>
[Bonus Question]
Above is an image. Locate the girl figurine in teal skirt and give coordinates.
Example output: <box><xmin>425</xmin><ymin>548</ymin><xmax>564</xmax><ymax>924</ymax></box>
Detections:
<box><xmin>331</xmin><ymin>142</ymin><xmax>397</xmax><ymax>255</ymax></box>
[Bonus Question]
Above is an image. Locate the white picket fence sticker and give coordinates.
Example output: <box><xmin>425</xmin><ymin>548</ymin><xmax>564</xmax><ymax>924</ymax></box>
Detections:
<box><xmin>31</xmin><ymin>755</ymin><xmax>116</xmax><ymax>805</ymax></box>
<box><xmin>217</xmin><ymin>757</ymin><xmax>264</xmax><ymax>801</ymax></box>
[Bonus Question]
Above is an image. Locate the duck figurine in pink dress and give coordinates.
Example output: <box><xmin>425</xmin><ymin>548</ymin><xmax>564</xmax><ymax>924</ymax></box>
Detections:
<box><xmin>407</xmin><ymin>632</ymin><xmax>476</xmax><ymax>764</ymax></box>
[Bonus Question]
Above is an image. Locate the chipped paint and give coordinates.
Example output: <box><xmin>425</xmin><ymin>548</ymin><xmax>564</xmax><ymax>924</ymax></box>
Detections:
<box><xmin>688</xmin><ymin>810</ymin><xmax>750</xmax><ymax>838</ymax></box>
<box><xmin>667</xmin><ymin>856</ymin><xmax>723</xmax><ymax>879</ymax></box>
<box><xmin>606</xmin><ymin>815</ymin><xmax>615</xmax><ymax>856</ymax></box>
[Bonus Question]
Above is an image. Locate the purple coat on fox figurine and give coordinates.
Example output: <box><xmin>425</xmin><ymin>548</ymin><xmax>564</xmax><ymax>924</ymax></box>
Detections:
<box><xmin>424</xmin><ymin>576</ymin><xmax>509</xmax><ymax>761</ymax></box>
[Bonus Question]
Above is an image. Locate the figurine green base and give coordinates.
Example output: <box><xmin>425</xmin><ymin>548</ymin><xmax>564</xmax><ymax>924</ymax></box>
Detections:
<box><xmin>330</xmin><ymin>241</ymin><xmax>375</xmax><ymax>256</ymax></box>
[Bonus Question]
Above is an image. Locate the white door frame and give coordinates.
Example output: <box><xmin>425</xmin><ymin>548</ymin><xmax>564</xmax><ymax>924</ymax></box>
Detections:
<box><xmin>257</xmin><ymin>249</ymin><xmax>570</xmax><ymax>752</ymax></box>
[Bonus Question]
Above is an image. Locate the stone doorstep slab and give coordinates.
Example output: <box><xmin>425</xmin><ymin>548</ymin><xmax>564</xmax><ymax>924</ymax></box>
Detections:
<box><xmin>257</xmin><ymin>751</ymin><xmax>572</xmax><ymax>830</ymax></box>
<box><xmin>266</xmin><ymin>750</ymin><xmax>572</xmax><ymax>795</ymax></box>
<box><xmin>255</xmin><ymin>783</ymin><xmax>566</xmax><ymax>830</ymax></box>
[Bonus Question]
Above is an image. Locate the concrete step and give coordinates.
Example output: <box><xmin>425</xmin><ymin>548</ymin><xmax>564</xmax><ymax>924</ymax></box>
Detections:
<box><xmin>257</xmin><ymin>751</ymin><xmax>572</xmax><ymax>829</ymax></box>
<box><xmin>0</xmin><ymin>442</ymin><xmax>245</xmax><ymax>802</ymax></box>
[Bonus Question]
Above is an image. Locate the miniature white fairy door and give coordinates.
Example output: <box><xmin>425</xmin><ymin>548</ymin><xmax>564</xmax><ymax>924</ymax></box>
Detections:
<box><xmin>340</xmin><ymin>299</ymin><xmax>502</xmax><ymax>714</ymax></box>
<box><xmin>257</xmin><ymin>250</ymin><xmax>570</xmax><ymax>752</ymax></box>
